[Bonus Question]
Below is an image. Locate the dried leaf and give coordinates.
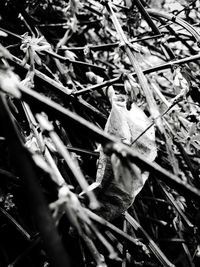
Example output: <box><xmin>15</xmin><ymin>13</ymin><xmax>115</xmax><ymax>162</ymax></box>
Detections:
<box><xmin>95</xmin><ymin>96</ymin><xmax>157</xmax><ymax>220</ymax></box>
<box><xmin>108</xmin><ymin>96</ymin><xmax>156</xmax><ymax>160</ymax></box>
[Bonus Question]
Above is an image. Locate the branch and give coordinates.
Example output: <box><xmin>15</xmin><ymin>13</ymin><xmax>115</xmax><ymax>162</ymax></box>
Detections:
<box><xmin>16</xmin><ymin>85</ymin><xmax>200</xmax><ymax>201</ymax></box>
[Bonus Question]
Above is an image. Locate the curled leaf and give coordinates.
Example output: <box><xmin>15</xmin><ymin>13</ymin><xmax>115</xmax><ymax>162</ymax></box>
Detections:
<box><xmin>95</xmin><ymin>96</ymin><xmax>157</xmax><ymax>220</ymax></box>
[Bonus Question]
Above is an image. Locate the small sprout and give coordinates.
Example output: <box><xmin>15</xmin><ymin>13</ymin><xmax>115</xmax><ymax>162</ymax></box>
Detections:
<box><xmin>20</xmin><ymin>34</ymin><xmax>51</xmax><ymax>66</ymax></box>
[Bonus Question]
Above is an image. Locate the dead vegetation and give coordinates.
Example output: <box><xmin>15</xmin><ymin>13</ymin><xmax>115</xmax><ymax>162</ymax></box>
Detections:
<box><xmin>1</xmin><ymin>0</ymin><xmax>200</xmax><ymax>266</ymax></box>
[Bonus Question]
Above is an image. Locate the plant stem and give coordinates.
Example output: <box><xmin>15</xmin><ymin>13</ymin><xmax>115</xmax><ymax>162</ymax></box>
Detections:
<box><xmin>0</xmin><ymin>93</ymin><xmax>72</xmax><ymax>267</ymax></box>
<box><xmin>17</xmin><ymin>85</ymin><xmax>200</xmax><ymax>201</ymax></box>
<box><xmin>125</xmin><ymin>212</ymin><xmax>175</xmax><ymax>267</ymax></box>
<box><xmin>105</xmin><ymin>1</ymin><xmax>162</xmax><ymax>131</ymax></box>
<box><xmin>10</xmin><ymin>54</ymin><xmax>106</xmax><ymax>120</ymax></box>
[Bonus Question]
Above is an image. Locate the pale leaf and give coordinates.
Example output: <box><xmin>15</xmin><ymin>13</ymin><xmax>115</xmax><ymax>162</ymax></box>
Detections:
<box><xmin>95</xmin><ymin>97</ymin><xmax>157</xmax><ymax>220</ymax></box>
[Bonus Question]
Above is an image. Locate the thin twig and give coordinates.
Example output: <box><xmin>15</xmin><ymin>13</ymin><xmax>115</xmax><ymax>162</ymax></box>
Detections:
<box><xmin>17</xmin><ymin>85</ymin><xmax>200</xmax><ymax>201</ymax></box>
<box><xmin>0</xmin><ymin>207</ymin><xmax>32</xmax><ymax>241</ymax></box>
<box><xmin>0</xmin><ymin>93</ymin><xmax>72</xmax><ymax>267</ymax></box>
<box><xmin>125</xmin><ymin>212</ymin><xmax>175</xmax><ymax>267</ymax></box>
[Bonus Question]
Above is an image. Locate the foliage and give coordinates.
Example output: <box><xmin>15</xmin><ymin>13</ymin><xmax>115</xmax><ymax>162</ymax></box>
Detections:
<box><xmin>0</xmin><ymin>0</ymin><xmax>200</xmax><ymax>266</ymax></box>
